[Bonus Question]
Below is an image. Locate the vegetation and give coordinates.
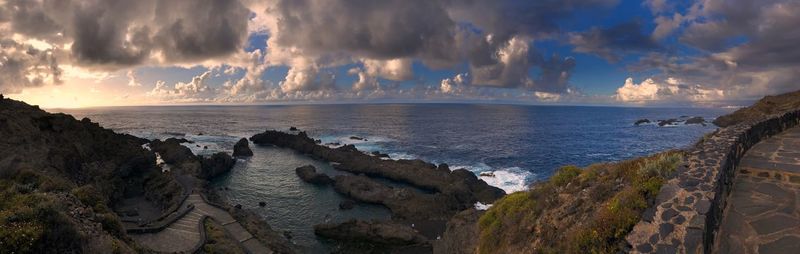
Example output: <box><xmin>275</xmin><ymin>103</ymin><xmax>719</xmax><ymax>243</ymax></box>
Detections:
<box><xmin>477</xmin><ymin>151</ymin><xmax>683</xmax><ymax>254</ymax></box>
<box><xmin>713</xmin><ymin>89</ymin><xmax>800</xmax><ymax>127</ymax></box>
<box><xmin>0</xmin><ymin>168</ymin><xmax>132</xmax><ymax>253</ymax></box>
<box><xmin>202</xmin><ymin>218</ymin><xmax>246</xmax><ymax>254</ymax></box>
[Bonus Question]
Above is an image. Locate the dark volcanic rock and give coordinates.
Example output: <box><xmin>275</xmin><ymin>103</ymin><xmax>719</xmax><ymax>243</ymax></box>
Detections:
<box><xmin>658</xmin><ymin>119</ymin><xmax>680</xmax><ymax>126</ymax></box>
<box><xmin>289</xmin><ymin>126</ymin><xmax>298</xmax><ymax>131</ymax></box>
<box><xmin>635</xmin><ymin>119</ymin><xmax>651</xmax><ymax>126</ymax></box>
<box><xmin>684</xmin><ymin>116</ymin><xmax>707</xmax><ymax>126</ymax></box>
<box><xmin>233</xmin><ymin>138</ymin><xmax>253</xmax><ymax>157</ymax></box>
<box><xmin>333</xmin><ymin>175</ymin><xmax>463</xmax><ymax>220</ymax></box>
<box><xmin>199</xmin><ymin>152</ymin><xmax>236</xmax><ymax>180</ymax></box>
<box><xmin>295</xmin><ymin>165</ymin><xmax>334</xmax><ymax>185</ymax></box>
<box><xmin>349</xmin><ymin>136</ymin><xmax>366</xmax><ymax>141</ymax></box>
<box><xmin>150</xmin><ymin>138</ymin><xmax>196</xmax><ymax>165</ymax></box>
<box><xmin>249</xmin><ymin>131</ymin><xmax>505</xmax><ymax>207</ymax></box>
<box><xmin>314</xmin><ymin>219</ymin><xmax>428</xmax><ymax>246</ymax></box>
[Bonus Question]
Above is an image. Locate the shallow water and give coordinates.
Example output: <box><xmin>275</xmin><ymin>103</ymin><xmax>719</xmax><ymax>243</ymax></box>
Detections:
<box><xmin>60</xmin><ymin>103</ymin><xmax>732</xmax><ymax>251</ymax></box>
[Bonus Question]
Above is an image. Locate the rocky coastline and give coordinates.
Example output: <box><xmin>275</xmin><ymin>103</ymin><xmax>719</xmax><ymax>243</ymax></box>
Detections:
<box><xmin>0</xmin><ymin>97</ymin><xmax>294</xmax><ymax>253</ymax></box>
<box><xmin>250</xmin><ymin>130</ymin><xmax>506</xmax><ymax>252</ymax></box>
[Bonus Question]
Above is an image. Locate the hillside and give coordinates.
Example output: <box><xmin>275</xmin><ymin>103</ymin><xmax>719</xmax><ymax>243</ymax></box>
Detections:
<box><xmin>467</xmin><ymin>152</ymin><xmax>683</xmax><ymax>253</ymax></box>
<box><xmin>0</xmin><ymin>95</ymin><xmax>182</xmax><ymax>253</ymax></box>
<box><xmin>713</xmin><ymin>89</ymin><xmax>800</xmax><ymax>127</ymax></box>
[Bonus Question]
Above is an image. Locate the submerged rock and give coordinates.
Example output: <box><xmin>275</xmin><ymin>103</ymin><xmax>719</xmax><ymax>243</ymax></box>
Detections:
<box><xmin>295</xmin><ymin>165</ymin><xmax>334</xmax><ymax>185</ymax></box>
<box><xmin>339</xmin><ymin>200</ymin><xmax>356</xmax><ymax>210</ymax></box>
<box><xmin>349</xmin><ymin>136</ymin><xmax>366</xmax><ymax>141</ymax></box>
<box><xmin>233</xmin><ymin>138</ymin><xmax>253</xmax><ymax>157</ymax></box>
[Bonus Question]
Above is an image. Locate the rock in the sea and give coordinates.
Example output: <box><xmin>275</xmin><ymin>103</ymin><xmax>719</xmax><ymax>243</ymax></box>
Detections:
<box><xmin>684</xmin><ymin>116</ymin><xmax>707</xmax><ymax>126</ymax></box>
<box><xmin>634</xmin><ymin>119</ymin><xmax>651</xmax><ymax>126</ymax></box>
<box><xmin>289</xmin><ymin>126</ymin><xmax>298</xmax><ymax>131</ymax></box>
<box><xmin>658</xmin><ymin>119</ymin><xmax>680</xmax><ymax>126</ymax></box>
<box><xmin>349</xmin><ymin>136</ymin><xmax>366</xmax><ymax>141</ymax></box>
<box><xmin>199</xmin><ymin>152</ymin><xmax>236</xmax><ymax>179</ymax></box>
<box><xmin>339</xmin><ymin>200</ymin><xmax>356</xmax><ymax>210</ymax></box>
<box><xmin>233</xmin><ymin>138</ymin><xmax>254</xmax><ymax>157</ymax></box>
<box><xmin>234</xmin><ymin>204</ymin><xmax>242</xmax><ymax>209</ymax></box>
<box><xmin>295</xmin><ymin>165</ymin><xmax>334</xmax><ymax>185</ymax></box>
<box><xmin>259</xmin><ymin>201</ymin><xmax>267</xmax><ymax>207</ymax></box>
<box><xmin>314</xmin><ymin>220</ymin><xmax>428</xmax><ymax>246</ymax></box>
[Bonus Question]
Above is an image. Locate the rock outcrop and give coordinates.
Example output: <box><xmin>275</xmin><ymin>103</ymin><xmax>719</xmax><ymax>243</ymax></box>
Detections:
<box><xmin>684</xmin><ymin>116</ymin><xmax>707</xmax><ymax>126</ymax></box>
<box><xmin>199</xmin><ymin>152</ymin><xmax>236</xmax><ymax>180</ymax></box>
<box><xmin>294</xmin><ymin>165</ymin><xmax>333</xmax><ymax>185</ymax></box>
<box><xmin>250</xmin><ymin>131</ymin><xmax>505</xmax><ymax>205</ymax></box>
<box><xmin>233</xmin><ymin>138</ymin><xmax>253</xmax><ymax>157</ymax></box>
<box><xmin>634</xmin><ymin>119</ymin><xmax>651</xmax><ymax>126</ymax></box>
<box><xmin>0</xmin><ymin>97</ymin><xmax>183</xmax><ymax>253</ymax></box>
<box><xmin>432</xmin><ymin>209</ymin><xmax>482</xmax><ymax>254</ymax></box>
<box><xmin>657</xmin><ymin>118</ymin><xmax>680</xmax><ymax>126</ymax></box>
<box><xmin>333</xmin><ymin>175</ymin><xmax>463</xmax><ymax>220</ymax></box>
<box><xmin>314</xmin><ymin>220</ymin><xmax>428</xmax><ymax>247</ymax></box>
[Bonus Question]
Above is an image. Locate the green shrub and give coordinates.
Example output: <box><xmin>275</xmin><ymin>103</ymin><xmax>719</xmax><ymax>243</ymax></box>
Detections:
<box><xmin>551</xmin><ymin>165</ymin><xmax>582</xmax><ymax>187</ymax></box>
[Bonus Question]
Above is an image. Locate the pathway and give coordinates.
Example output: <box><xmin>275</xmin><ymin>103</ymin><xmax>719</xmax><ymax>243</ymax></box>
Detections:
<box><xmin>715</xmin><ymin>126</ymin><xmax>800</xmax><ymax>253</ymax></box>
<box><xmin>131</xmin><ymin>193</ymin><xmax>271</xmax><ymax>253</ymax></box>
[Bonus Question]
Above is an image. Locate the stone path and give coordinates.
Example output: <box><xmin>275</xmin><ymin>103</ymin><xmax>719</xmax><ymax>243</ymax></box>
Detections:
<box><xmin>131</xmin><ymin>193</ymin><xmax>271</xmax><ymax>253</ymax></box>
<box><xmin>715</xmin><ymin>126</ymin><xmax>800</xmax><ymax>254</ymax></box>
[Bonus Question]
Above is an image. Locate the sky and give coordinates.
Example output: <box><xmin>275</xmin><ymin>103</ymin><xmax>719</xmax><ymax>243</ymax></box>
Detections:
<box><xmin>1</xmin><ymin>0</ymin><xmax>799</xmax><ymax>108</ymax></box>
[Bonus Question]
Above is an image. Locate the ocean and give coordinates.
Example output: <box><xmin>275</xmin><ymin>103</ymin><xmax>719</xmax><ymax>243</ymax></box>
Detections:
<box><xmin>60</xmin><ymin>103</ymin><xmax>731</xmax><ymax>252</ymax></box>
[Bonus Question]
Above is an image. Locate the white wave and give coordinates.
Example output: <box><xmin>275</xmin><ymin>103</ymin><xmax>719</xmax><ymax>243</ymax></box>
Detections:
<box><xmin>452</xmin><ymin>164</ymin><xmax>533</xmax><ymax>193</ymax></box>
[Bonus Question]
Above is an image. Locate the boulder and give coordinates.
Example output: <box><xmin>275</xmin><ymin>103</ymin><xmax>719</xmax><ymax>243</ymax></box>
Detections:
<box><xmin>233</xmin><ymin>138</ymin><xmax>253</xmax><ymax>157</ymax></box>
<box><xmin>259</xmin><ymin>202</ymin><xmax>267</xmax><ymax>207</ymax></box>
<box><xmin>295</xmin><ymin>165</ymin><xmax>334</xmax><ymax>185</ymax></box>
<box><xmin>199</xmin><ymin>152</ymin><xmax>236</xmax><ymax>180</ymax></box>
<box><xmin>634</xmin><ymin>119</ymin><xmax>651</xmax><ymax>126</ymax></box>
<box><xmin>314</xmin><ymin>220</ymin><xmax>428</xmax><ymax>246</ymax></box>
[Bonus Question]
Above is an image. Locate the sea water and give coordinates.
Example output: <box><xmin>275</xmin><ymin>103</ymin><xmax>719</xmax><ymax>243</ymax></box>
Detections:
<box><xmin>61</xmin><ymin>103</ymin><xmax>731</xmax><ymax>252</ymax></box>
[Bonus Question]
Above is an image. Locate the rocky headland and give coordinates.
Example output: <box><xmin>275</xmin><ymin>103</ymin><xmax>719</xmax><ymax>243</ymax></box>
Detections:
<box><xmin>0</xmin><ymin>97</ymin><xmax>294</xmax><ymax>253</ymax></box>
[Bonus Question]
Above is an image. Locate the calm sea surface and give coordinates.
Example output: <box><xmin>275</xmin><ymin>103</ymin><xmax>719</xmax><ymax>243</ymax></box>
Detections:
<box><xmin>61</xmin><ymin>103</ymin><xmax>732</xmax><ymax>252</ymax></box>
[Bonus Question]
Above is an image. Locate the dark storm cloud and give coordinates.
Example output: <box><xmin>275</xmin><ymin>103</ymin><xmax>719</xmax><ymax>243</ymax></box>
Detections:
<box><xmin>2</xmin><ymin>0</ymin><xmax>249</xmax><ymax>68</ymax></box>
<box><xmin>569</xmin><ymin>21</ymin><xmax>661</xmax><ymax>62</ymax></box>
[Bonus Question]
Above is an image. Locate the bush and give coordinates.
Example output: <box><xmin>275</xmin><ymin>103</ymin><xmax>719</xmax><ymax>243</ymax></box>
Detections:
<box><xmin>551</xmin><ymin>165</ymin><xmax>582</xmax><ymax>187</ymax></box>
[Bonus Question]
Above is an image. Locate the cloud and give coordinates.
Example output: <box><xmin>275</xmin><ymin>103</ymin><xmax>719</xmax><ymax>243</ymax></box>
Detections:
<box><xmin>1</xmin><ymin>0</ymin><xmax>249</xmax><ymax>69</ymax></box>
<box><xmin>126</xmin><ymin>70</ymin><xmax>141</xmax><ymax>87</ymax></box>
<box><xmin>615</xmin><ymin>77</ymin><xmax>725</xmax><ymax>104</ymax></box>
<box><xmin>637</xmin><ymin>0</ymin><xmax>800</xmax><ymax>101</ymax></box>
<box><xmin>0</xmin><ymin>37</ymin><xmax>62</xmax><ymax>94</ymax></box>
<box><xmin>569</xmin><ymin>21</ymin><xmax>661</xmax><ymax>62</ymax></box>
<box><xmin>148</xmin><ymin>70</ymin><xmax>217</xmax><ymax>102</ymax></box>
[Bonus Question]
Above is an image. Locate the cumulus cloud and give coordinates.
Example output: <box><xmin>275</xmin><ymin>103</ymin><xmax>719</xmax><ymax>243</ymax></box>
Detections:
<box><xmin>126</xmin><ymin>70</ymin><xmax>141</xmax><ymax>87</ymax></box>
<box><xmin>149</xmin><ymin>71</ymin><xmax>217</xmax><ymax>102</ymax></box>
<box><xmin>615</xmin><ymin>77</ymin><xmax>725</xmax><ymax>104</ymax></box>
<box><xmin>636</xmin><ymin>0</ymin><xmax>800</xmax><ymax>102</ymax></box>
<box><xmin>0</xmin><ymin>37</ymin><xmax>62</xmax><ymax>94</ymax></box>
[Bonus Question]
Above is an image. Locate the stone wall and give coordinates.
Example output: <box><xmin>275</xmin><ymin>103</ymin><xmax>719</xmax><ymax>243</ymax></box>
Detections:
<box><xmin>625</xmin><ymin>109</ymin><xmax>800</xmax><ymax>253</ymax></box>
